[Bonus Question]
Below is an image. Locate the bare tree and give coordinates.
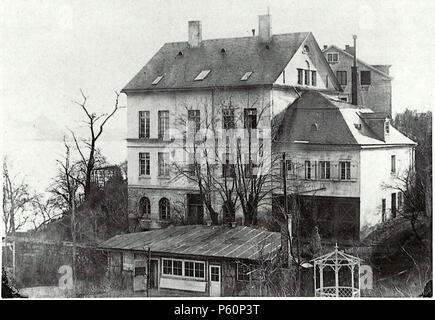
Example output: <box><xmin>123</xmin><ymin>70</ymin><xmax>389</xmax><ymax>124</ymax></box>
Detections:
<box><xmin>2</xmin><ymin>157</ymin><xmax>37</xmax><ymax>235</ymax></box>
<box><xmin>71</xmin><ymin>89</ymin><xmax>120</xmax><ymax>200</ymax></box>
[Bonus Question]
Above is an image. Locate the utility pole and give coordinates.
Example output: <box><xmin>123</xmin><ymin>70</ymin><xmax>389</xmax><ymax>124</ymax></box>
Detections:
<box><xmin>147</xmin><ymin>247</ymin><xmax>151</xmax><ymax>297</ymax></box>
<box><xmin>282</xmin><ymin>153</ymin><xmax>289</xmax><ymax>267</ymax></box>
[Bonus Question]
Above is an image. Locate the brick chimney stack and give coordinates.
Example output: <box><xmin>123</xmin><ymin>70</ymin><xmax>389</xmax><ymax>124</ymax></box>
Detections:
<box><xmin>188</xmin><ymin>21</ymin><xmax>202</xmax><ymax>48</ymax></box>
<box><xmin>351</xmin><ymin>35</ymin><xmax>358</xmax><ymax>106</ymax></box>
<box><xmin>258</xmin><ymin>14</ymin><xmax>272</xmax><ymax>43</ymax></box>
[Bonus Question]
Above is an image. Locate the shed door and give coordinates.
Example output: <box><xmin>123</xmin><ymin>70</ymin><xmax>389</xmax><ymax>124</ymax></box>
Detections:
<box><xmin>209</xmin><ymin>265</ymin><xmax>221</xmax><ymax>297</ymax></box>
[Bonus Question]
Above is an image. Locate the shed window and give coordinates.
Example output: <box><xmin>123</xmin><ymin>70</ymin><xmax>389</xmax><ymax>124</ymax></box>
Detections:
<box><xmin>237</xmin><ymin>263</ymin><xmax>251</xmax><ymax>281</ymax></box>
<box><xmin>162</xmin><ymin>259</ymin><xmax>205</xmax><ymax>279</ymax></box>
<box><xmin>241</xmin><ymin>71</ymin><xmax>253</xmax><ymax>81</ymax></box>
<box><xmin>194</xmin><ymin>70</ymin><xmax>211</xmax><ymax>81</ymax></box>
<box><xmin>152</xmin><ymin>75</ymin><xmax>163</xmax><ymax>85</ymax></box>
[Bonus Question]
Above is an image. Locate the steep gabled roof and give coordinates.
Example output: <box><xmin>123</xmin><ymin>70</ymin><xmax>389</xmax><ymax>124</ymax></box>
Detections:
<box><xmin>122</xmin><ymin>33</ymin><xmax>312</xmax><ymax>92</ymax></box>
<box><xmin>322</xmin><ymin>45</ymin><xmax>393</xmax><ymax>80</ymax></box>
<box><xmin>274</xmin><ymin>91</ymin><xmax>416</xmax><ymax>146</ymax></box>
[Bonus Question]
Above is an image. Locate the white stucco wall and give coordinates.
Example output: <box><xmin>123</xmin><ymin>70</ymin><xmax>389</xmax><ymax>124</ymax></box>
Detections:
<box><xmin>359</xmin><ymin>146</ymin><xmax>414</xmax><ymax>231</ymax></box>
<box><xmin>126</xmin><ymin>87</ymin><xmax>274</xmax><ymax>223</ymax></box>
<box><xmin>275</xmin><ymin>42</ymin><xmax>327</xmax><ymax>90</ymax></box>
<box><xmin>274</xmin><ymin>144</ymin><xmax>361</xmax><ymax>198</ymax></box>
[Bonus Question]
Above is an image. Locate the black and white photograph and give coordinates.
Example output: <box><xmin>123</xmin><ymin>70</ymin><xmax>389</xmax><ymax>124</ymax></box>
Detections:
<box><xmin>1</xmin><ymin>0</ymin><xmax>433</xmax><ymax>302</ymax></box>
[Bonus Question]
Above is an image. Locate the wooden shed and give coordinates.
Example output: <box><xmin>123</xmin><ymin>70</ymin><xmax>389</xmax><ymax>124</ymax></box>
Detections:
<box><xmin>99</xmin><ymin>225</ymin><xmax>281</xmax><ymax>296</ymax></box>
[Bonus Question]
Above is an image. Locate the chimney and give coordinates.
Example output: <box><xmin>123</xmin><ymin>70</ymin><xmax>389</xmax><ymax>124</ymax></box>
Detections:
<box><xmin>345</xmin><ymin>45</ymin><xmax>355</xmax><ymax>56</ymax></box>
<box><xmin>351</xmin><ymin>35</ymin><xmax>358</xmax><ymax>105</ymax></box>
<box><xmin>258</xmin><ymin>14</ymin><xmax>272</xmax><ymax>43</ymax></box>
<box><xmin>188</xmin><ymin>21</ymin><xmax>202</xmax><ymax>48</ymax></box>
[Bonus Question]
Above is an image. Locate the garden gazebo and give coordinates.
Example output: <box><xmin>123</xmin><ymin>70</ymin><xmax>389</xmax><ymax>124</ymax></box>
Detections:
<box><xmin>313</xmin><ymin>244</ymin><xmax>362</xmax><ymax>297</ymax></box>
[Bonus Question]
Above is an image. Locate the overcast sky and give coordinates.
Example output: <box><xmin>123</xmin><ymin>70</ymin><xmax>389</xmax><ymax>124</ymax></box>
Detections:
<box><xmin>1</xmin><ymin>0</ymin><xmax>434</xmax><ymax>193</ymax></box>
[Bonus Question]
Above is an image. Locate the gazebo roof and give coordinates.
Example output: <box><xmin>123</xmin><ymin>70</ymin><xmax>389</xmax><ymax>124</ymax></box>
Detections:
<box><xmin>313</xmin><ymin>244</ymin><xmax>363</xmax><ymax>266</ymax></box>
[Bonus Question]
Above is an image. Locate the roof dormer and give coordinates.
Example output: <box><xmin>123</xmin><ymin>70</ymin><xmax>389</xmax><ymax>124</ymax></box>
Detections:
<box><xmin>359</xmin><ymin>112</ymin><xmax>390</xmax><ymax>141</ymax></box>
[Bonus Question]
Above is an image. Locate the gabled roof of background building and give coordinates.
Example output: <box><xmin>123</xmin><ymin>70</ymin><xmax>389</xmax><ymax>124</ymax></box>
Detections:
<box><xmin>274</xmin><ymin>91</ymin><xmax>416</xmax><ymax>146</ymax></box>
<box><xmin>99</xmin><ymin>225</ymin><xmax>281</xmax><ymax>261</ymax></box>
<box><xmin>322</xmin><ymin>45</ymin><xmax>393</xmax><ymax>80</ymax></box>
<box><xmin>122</xmin><ymin>32</ymin><xmax>340</xmax><ymax>92</ymax></box>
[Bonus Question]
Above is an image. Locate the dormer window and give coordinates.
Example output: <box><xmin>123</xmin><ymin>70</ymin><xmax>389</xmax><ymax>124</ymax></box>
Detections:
<box><xmin>241</xmin><ymin>71</ymin><xmax>253</xmax><ymax>81</ymax></box>
<box><xmin>194</xmin><ymin>70</ymin><xmax>211</xmax><ymax>81</ymax></box>
<box><xmin>327</xmin><ymin>52</ymin><xmax>339</xmax><ymax>62</ymax></box>
<box><xmin>152</xmin><ymin>75</ymin><xmax>163</xmax><ymax>85</ymax></box>
<box><xmin>385</xmin><ymin>121</ymin><xmax>390</xmax><ymax>134</ymax></box>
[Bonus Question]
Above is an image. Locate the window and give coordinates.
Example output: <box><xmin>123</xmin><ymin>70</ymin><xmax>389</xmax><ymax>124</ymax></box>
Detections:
<box><xmin>158</xmin><ymin>152</ymin><xmax>170</xmax><ymax>176</ymax></box>
<box><xmin>187</xmin><ymin>152</ymin><xmax>200</xmax><ymax>176</ymax></box>
<box><xmin>327</xmin><ymin>52</ymin><xmax>339</xmax><ymax>62</ymax></box>
<box><xmin>139</xmin><ymin>153</ymin><xmax>150</xmax><ymax>176</ymax></box>
<box><xmin>139</xmin><ymin>197</ymin><xmax>150</xmax><ymax>218</ymax></box>
<box><xmin>285</xmin><ymin>160</ymin><xmax>293</xmax><ymax>176</ymax></box>
<box><xmin>391</xmin><ymin>193</ymin><xmax>397</xmax><ymax>218</ymax></box>
<box><xmin>304</xmin><ymin>70</ymin><xmax>310</xmax><ymax>85</ymax></box>
<box><xmin>139</xmin><ymin>111</ymin><xmax>150</xmax><ymax>138</ymax></box>
<box><xmin>336</xmin><ymin>71</ymin><xmax>347</xmax><ymax>85</ymax></box>
<box><xmin>297</xmin><ymin>69</ymin><xmax>303</xmax><ymax>85</ymax></box>
<box><xmin>158</xmin><ymin>110</ymin><xmax>169</xmax><ymax>139</ymax></box>
<box><xmin>163</xmin><ymin>259</ymin><xmax>173</xmax><ymax>275</ymax></box>
<box><xmin>391</xmin><ymin>155</ymin><xmax>396</xmax><ymax>173</ymax></box>
<box><xmin>385</xmin><ymin>121</ymin><xmax>390</xmax><ymax>134</ymax></box>
<box><xmin>340</xmin><ymin>161</ymin><xmax>351</xmax><ymax>180</ymax></box>
<box><xmin>194</xmin><ymin>262</ymin><xmax>205</xmax><ymax>278</ymax></box>
<box><xmin>360</xmin><ymin>71</ymin><xmax>371</xmax><ymax>85</ymax></box>
<box><xmin>311</xmin><ymin>70</ymin><xmax>317</xmax><ymax>86</ymax></box>
<box><xmin>185</xmin><ymin>261</ymin><xmax>194</xmax><ymax>277</ymax></box>
<box><xmin>382</xmin><ymin>199</ymin><xmax>386</xmax><ymax>222</ymax></box>
<box><xmin>173</xmin><ymin>260</ymin><xmax>183</xmax><ymax>276</ymax></box>
<box><xmin>194</xmin><ymin>70</ymin><xmax>211</xmax><ymax>81</ymax></box>
<box><xmin>162</xmin><ymin>259</ymin><xmax>205</xmax><ymax>279</ymax></box>
<box><xmin>237</xmin><ymin>263</ymin><xmax>251</xmax><ymax>281</ymax></box>
<box><xmin>159</xmin><ymin>198</ymin><xmax>170</xmax><ymax>220</ymax></box>
<box><xmin>244</xmin><ymin>108</ymin><xmax>257</xmax><ymax>129</ymax></box>
<box><xmin>152</xmin><ymin>75</ymin><xmax>163</xmax><ymax>85</ymax></box>
<box><xmin>305</xmin><ymin>161</ymin><xmax>311</xmax><ymax>180</ymax></box>
<box><xmin>319</xmin><ymin>161</ymin><xmax>330</xmax><ymax>180</ymax></box>
<box><xmin>210</xmin><ymin>266</ymin><xmax>220</xmax><ymax>282</ymax></box>
<box><xmin>398</xmin><ymin>192</ymin><xmax>403</xmax><ymax>208</ymax></box>
<box><xmin>188</xmin><ymin>110</ymin><xmax>200</xmax><ymax>134</ymax></box>
<box><xmin>241</xmin><ymin>71</ymin><xmax>253</xmax><ymax>81</ymax></box>
<box><xmin>222</xmin><ymin>153</ymin><xmax>235</xmax><ymax>178</ymax></box>
<box><xmin>222</xmin><ymin>108</ymin><xmax>235</xmax><ymax>129</ymax></box>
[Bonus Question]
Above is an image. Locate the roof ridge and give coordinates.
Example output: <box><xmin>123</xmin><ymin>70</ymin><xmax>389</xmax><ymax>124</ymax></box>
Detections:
<box><xmin>162</xmin><ymin>32</ymin><xmax>311</xmax><ymax>46</ymax></box>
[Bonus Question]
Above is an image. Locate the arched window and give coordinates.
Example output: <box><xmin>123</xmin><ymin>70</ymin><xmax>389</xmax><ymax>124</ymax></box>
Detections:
<box><xmin>305</xmin><ymin>60</ymin><xmax>310</xmax><ymax>70</ymax></box>
<box><xmin>139</xmin><ymin>197</ymin><xmax>150</xmax><ymax>218</ymax></box>
<box><xmin>159</xmin><ymin>198</ymin><xmax>170</xmax><ymax>221</ymax></box>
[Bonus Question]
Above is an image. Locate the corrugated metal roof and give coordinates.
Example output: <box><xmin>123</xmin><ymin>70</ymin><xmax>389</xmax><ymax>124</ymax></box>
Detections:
<box><xmin>99</xmin><ymin>225</ymin><xmax>281</xmax><ymax>261</ymax></box>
